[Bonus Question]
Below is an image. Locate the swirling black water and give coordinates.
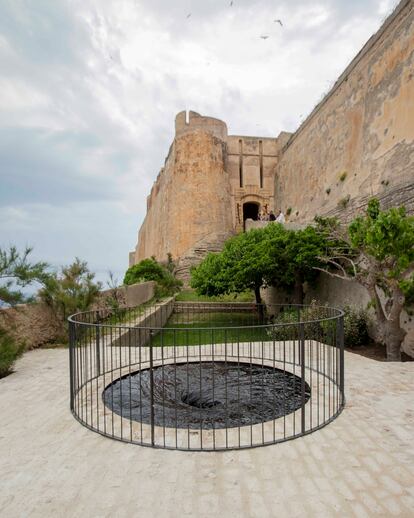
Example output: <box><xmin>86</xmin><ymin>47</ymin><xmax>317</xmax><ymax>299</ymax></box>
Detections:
<box><xmin>103</xmin><ymin>362</ymin><xmax>311</xmax><ymax>430</ymax></box>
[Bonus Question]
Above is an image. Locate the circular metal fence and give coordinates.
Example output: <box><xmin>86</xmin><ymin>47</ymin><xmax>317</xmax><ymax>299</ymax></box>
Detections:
<box><xmin>68</xmin><ymin>301</ymin><xmax>345</xmax><ymax>451</ymax></box>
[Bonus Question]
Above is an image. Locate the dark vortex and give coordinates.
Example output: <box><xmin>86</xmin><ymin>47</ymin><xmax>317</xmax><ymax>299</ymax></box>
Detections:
<box><xmin>103</xmin><ymin>361</ymin><xmax>311</xmax><ymax>430</ymax></box>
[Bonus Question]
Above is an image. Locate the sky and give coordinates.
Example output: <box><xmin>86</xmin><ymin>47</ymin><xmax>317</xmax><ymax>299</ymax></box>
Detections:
<box><xmin>0</xmin><ymin>0</ymin><xmax>399</xmax><ymax>287</ymax></box>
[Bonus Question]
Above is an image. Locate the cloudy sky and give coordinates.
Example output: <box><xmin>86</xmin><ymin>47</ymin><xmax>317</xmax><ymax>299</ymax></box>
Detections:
<box><xmin>0</xmin><ymin>0</ymin><xmax>399</xmax><ymax>285</ymax></box>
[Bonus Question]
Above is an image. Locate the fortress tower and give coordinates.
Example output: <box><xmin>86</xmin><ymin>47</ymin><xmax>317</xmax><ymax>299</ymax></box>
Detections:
<box><xmin>130</xmin><ymin>2</ymin><xmax>414</xmax><ymax>283</ymax></box>
<box><xmin>129</xmin><ymin>110</ymin><xmax>291</xmax><ymax>280</ymax></box>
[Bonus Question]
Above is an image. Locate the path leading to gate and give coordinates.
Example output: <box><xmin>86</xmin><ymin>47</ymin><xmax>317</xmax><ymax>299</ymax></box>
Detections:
<box><xmin>0</xmin><ymin>348</ymin><xmax>413</xmax><ymax>517</ymax></box>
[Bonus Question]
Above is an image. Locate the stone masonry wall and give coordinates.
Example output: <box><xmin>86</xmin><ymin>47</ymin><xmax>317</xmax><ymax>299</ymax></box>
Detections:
<box><xmin>131</xmin><ymin>112</ymin><xmax>288</xmax><ymax>279</ymax></box>
<box><xmin>132</xmin><ymin>114</ymin><xmax>235</xmax><ymax>280</ymax></box>
<box><xmin>275</xmin><ymin>0</ymin><xmax>414</xmax><ymax>224</ymax></box>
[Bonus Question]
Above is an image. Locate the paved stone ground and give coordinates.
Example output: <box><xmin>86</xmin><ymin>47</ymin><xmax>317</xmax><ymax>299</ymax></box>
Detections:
<box><xmin>0</xmin><ymin>349</ymin><xmax>413</xmax><ymax>518</ymax></box>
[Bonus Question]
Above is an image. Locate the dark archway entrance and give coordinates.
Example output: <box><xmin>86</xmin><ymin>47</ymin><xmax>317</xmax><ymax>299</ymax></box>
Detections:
<box><xmin>243</xmin><ymin>202</ymin><xmax>260</xmax><ymax>230</ymax></box>
<box><xmin>243</xmin><ymin>202</ymin><xmax>259</xmax><ymax>222</ymax></box>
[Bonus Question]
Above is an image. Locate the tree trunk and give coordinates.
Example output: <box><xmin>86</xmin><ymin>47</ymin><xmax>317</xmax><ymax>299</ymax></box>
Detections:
<box><xmin>254</xmin><ymin>285</ymin><xmax>265</xmax><ymax>323</ymax></box>
<box><xmin>294</xmin><ymin>273</ymin><xmax>304</xmax><ymax>305</ymax></box>
<box><xmin>254</xmin><ymin>285</ymin><xmax>262</xmax><ymax>305</ymax></box>
<box><xmin>382</xmin><ymin>321</ymin><xmax>405</xmax><ymax>361</ymax></box>
<box><xmin>384</xmin><ymin>286</ymin><xmax>406</xmax><ymax>361</ymax></box>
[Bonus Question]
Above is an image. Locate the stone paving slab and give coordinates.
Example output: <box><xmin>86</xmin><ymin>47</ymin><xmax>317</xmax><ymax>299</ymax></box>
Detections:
<box><xmin>0</xmin><ymin>348</ymin><xmax>413</xmax><ymax>518</ymax></box>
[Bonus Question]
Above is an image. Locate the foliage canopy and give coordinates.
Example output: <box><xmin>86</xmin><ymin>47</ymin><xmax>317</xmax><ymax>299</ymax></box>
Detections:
<box><xmin>0</xmin><ymin>246</ymin><xmax>50</xmax><ymax>306</ymax></box>
<box><xmin>39</xmin><ymin>258</ymin><xmax>102</xmax><ymax>320</ymax></box>
<box><xmin>317</xmin><ymin>198</ymin><xmax>414</xmax><ymax>360</ymax></box>
<box><xmin>124</xmin><ymin>257</ymin><xmax>182</xmax><ymax>297</ymax></box>
<box><xmin>191</xmin><ymin>223</ymin><xmax>329</xmax><ymax>304</ymax></box>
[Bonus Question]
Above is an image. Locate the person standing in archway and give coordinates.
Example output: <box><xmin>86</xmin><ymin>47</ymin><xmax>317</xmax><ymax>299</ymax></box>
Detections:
<box><xmin>275</xmin><ymin>210</ymin><xmax>285</xmax><ymax>223</ymax></box>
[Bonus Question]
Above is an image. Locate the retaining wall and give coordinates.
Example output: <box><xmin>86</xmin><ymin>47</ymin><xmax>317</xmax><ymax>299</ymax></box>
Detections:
<box><xmin>0</xmin><ymin>281</ymin><xmax>156</xmax><ymax>349</ymax></box>
<box><xmin>111</xmin><ymin>298</ymin><xmax>175</xmax><ymax>348</ymax></box>
<box><xmin>262</xmin><ymin>275</ymin><xmax>414</xmax><ymax>358</ymax></box>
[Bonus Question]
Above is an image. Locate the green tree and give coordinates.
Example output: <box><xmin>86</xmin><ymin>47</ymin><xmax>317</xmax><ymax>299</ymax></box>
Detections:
<box><xmin>39</xmin><ymin>258</ymin><xmax>101</xmax><ymax>322</ymax></box>
<box><xmin>263</xmin><ymin>225</ymin><xmax>328</xmax><ymax>304</ymax></box>
<box><xmin>191</xmin><ymin>226</ymin><xmax>277</xmax><ymax>304</ymax></box>
<box><xmin>0</xmin><ymin>246</ymin><xmax>50</xmax><ymax>306</ymax></box>
<box><xmin>317</xmin><ymin>199</ymin><xmax>414</xmax><ymax>361</ymax></box>
<box><xmin>190</xmin><ymin>252</ymin><xmax>230</xmax><ymax>297</ymax></box>
<box><xmin>191</xmin><ymin>224</ymin><xmax>328</xmax><ymax>306</ymax></box>
<box><xmin>124</xmin><ymin>258</ymin><xmax>182</xmax><ymax>297</ymax></box>
<box><xmin>222</xmin><ymin>228</ymin><xmax>271</xmax><ymax>304</ymax></box>
<box><xmin>0</xmin><ymin>246</ymin><xmax>50</xmax><ymax>377</ymax></box>
<box><xmin>124</xmin><ymin>258</ymin><xmax>166</xmax><ymax>285</ymax></box>
<box><xmin>190</xmin><ymin>229</ymin><xmax>261</xmax><ymax>303</ymax></box>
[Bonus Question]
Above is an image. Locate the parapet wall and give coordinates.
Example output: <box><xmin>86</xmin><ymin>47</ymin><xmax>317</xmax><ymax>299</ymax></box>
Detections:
<box><xmin>275</xmin><ymin>0</ymin><xmax>414</xmax><ymax>224</ymax></box>
<box><xmin>175</xmin><ymin>111</ymin><xmax>228</xmax><ymax>141</ymax></box>
<box><xmin>94</xmin><ymin>281</ymin><xmax>155</xmax><ymax>309</ymax></box>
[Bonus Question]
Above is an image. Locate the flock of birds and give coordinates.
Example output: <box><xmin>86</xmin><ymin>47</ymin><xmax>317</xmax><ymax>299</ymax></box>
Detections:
<box><xmin>186</xmin><ymin>2</ymin><xmax>284</xmax><ymax>40</ymax></box>
<box><xmin>107</xmin><ymin>3</ymin><xmax>283</xmax><ymax>63</ymax></box>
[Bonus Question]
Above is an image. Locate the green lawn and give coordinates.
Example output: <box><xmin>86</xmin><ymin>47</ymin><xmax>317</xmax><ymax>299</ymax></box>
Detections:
<box><xmin>150</xmin><ymin>311</ymin><xmax>269</xmax><ymax>346</ymax></box>
<box><xmin>174</xmin><ymin>289</ymin><xmax>254</xmax><ymax>303</ymax></box>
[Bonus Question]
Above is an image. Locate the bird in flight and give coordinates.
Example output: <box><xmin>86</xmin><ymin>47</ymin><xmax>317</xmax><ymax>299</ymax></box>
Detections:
<box><xmin>260</xmin><ymin>35</ymin><xmax>270</xmax><ymax>40</ymax></box>
<box><xmin>274</xmin><ymin>19</ymin><xmax>283</xmax><ymax>26</ymax></box>
<box><xmin>186</xmin><ymin>13</ymin><xmax>191</xmax><ymax>18</ymax></box>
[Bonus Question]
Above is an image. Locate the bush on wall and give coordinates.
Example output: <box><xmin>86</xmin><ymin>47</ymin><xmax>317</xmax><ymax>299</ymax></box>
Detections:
<box><xmin>123</xmin><ymin>258</ymin><xmax>182</xmax><ymax>298</ymax></box>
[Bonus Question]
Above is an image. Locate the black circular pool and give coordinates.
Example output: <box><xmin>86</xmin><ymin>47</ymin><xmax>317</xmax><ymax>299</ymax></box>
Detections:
<box><xmin>103</xmin><ymin>361</ymin><xmax>311</xmax><ymax>429</ymax></box>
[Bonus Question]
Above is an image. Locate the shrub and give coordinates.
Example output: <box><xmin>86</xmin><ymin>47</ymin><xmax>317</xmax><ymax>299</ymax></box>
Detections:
<box><xmin>39</xmin><ymin>258</ymin><xmax>101</xmax><ymax>327</ymax></box>
<box><xmin>286</xmin><ymin>207</ymin><xmax>292</xmax><ymax>216</ymax></box>
<box><xmin>124</xmin><ymin>258</ymin><xmax>182</xmax><ymax>297</ymax></box>
<box><xmin>267</xmin><ymin>302</ymin><xmax>370</xmax><ymax>346</ymax></box>
<box><xmin>124</xmin><ymin>258</ymin><xmax>166</xmax><ymax>285</ymax></box>
<box><xmin>401</xmin><ymin>277</ymin><xmax>414</xmax><ymax>307</ymax></box>
<box><xmin>0</xmin><ymin>328</ymin><xmax>24</xmax><ymax>378</ymax></box>
<box><xmin>338</xmin><ymin>195</ymin><xmax>350</xmax><ymax>209</ymax></box>
<box><xmin>343</xmin><ymin>306</ymin><xmax>370</xmax><ymax>347</ymax></box>
<box><xmin>155</xmin><ymin>270</ymin><xmax>183</xmax><ymax>298</ymax></box>
<box><xmin>102</xmin><ymin>271</ymin><xmax>127</xmax><ymax>320</ymax></box>
<box><xmin>267</xmin><ymin>302</ymin><xmax>336</xmax><ymax>342</ymax></box>
<box><xmin>339</xmin><ymin>171</ymin><xmax>347</xmax><ymax>182</ymax></box>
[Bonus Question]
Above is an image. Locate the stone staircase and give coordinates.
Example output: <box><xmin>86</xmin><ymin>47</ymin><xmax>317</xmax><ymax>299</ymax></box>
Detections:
<box><xmin>175</xmin><ymin>231</ymin><xmax>234</xmax><ymax>284</ymax></box>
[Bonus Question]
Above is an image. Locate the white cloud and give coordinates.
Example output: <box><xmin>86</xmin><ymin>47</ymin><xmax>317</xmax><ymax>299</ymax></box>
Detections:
<box><xmin>0</xmin><ymin>0</ymin><xmax>400</xmax><ymax>277</ymax></box>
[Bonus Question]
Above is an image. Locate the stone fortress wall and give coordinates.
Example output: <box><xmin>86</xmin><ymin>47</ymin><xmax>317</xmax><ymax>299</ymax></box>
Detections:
<box><xmin>131</xmin><ymin>0</ymin><xmax>414</xmax><ymax>280</ymax></box>
<box><xmin>130</xmin><ymin>111</ymin><xmax>290</xmax><ymax>279</ymax></box>
<box><xmin>275</xmin><ymin>0</ymin><xmax>414</xmax><ymax>223</ymax></box>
